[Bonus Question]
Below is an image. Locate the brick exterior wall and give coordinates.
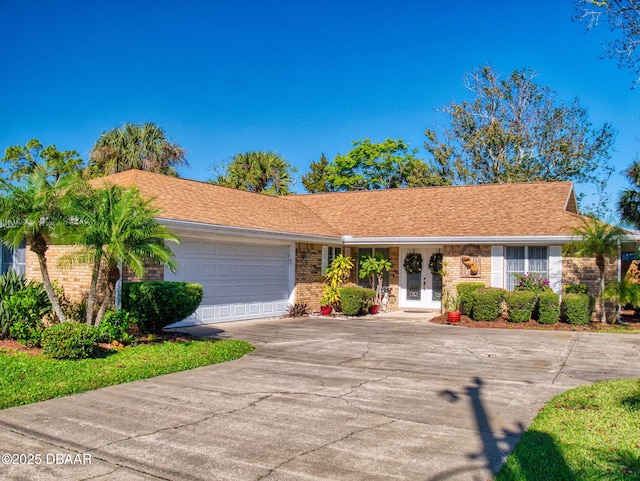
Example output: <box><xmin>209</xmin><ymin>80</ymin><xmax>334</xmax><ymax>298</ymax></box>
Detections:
<box><xmin>563</xmin><ymin>255</ymin><xmax>618</xmax><ymax>322</ymax></box>
<box><xmin>122</xmin><ymin>262</ymin><xmax>165</xmax><ymax>283</ymax></box>
<box><xmin>442</xmin><ymin>245</ymin><xmax>491</xmax><ymax>303</ymax></box>
<box><xmin>294</xmin><ymin>244</ymin><xmax>400</xmax><ymax>312</ymax></box>
<box><xmin>294</xmin><ymin>243</ymin><xmax>325</xmax><ymax>311</ymax></box>
<box><xmin>25</xmin><ymin>245</ymin><xmax>165</xmax><ymax>305</ymax></box>
<box><xmin>25</xmin><ymin>245</ymin><xmax>106</xmax><ymax>303</ymax></box>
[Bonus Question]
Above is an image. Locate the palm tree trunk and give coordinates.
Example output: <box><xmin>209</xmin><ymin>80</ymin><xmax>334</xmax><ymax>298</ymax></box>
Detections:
<box><xmin>95</xmin><ymin>264</ymin><xmax>120</xmax><ymax>326</ymax></box>
<box><xmin>34</xmin><ymin>249</ymin><xmax>67</xmax><ymax>323</ymax></box>
<box><xmin>600</xmin><ymin>269</ymin><xmax>607</xmax><ymax>324</ymax></box>
<box><xmin>85</xmin><ymin>252</ymin><xmax>102</xmax><ymax>325</ymax></box>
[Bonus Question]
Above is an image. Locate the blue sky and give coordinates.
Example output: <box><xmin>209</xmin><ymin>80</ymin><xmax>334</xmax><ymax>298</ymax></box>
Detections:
<box><xmin>1</xmin><ymin>1</ymin><xmax>638</xmax><ymax>216</ymax></box>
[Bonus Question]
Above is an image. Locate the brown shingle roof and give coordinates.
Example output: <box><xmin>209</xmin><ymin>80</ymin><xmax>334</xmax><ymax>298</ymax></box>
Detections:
<box><xmin>90</xmin><ymin>170</ymin><xmax>341</xmax><ymax>238</ymax></box>
<box><xmin>93</xmin><ymin>170</ymin><xmax>585</xmax><ymax>239</ymax></box>
<box><xmin>288</xmin><ymin>181</ymin><xmax>584</xmax><ymax>238</ymax></box>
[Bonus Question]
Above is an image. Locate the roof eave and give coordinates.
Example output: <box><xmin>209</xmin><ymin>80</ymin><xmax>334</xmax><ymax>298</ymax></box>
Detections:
<box><xmin>342</xmin><ymin>235</ymin><xmax>607</xmax><ymax>245</ymax></box>
<box><xmin>158</xmin><ymin>218</ymin><xmax>341</xmax><ymax>244</ymax></box>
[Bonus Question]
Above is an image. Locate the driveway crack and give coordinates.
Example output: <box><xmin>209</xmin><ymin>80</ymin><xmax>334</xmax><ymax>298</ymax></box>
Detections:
<box><xmin>255</xmin><ymin>418</ymin><xmax>396</xmax><ymax>481</ymax></box>
<box><xmin>337</xmin><ymin>342</ymin><xmax>372</xmax><ymax>366</ymax></box>
<box><xmin>553</xmin><ymin>333</ymin><xmax>581</xmax><ymax>384</ymax></box>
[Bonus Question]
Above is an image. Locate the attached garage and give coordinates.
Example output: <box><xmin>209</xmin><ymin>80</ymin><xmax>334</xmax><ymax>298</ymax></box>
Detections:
<box><xmin>165</xmin><ymin>236</ymin><xmax>294</xmax><ymax>327</ymax></box>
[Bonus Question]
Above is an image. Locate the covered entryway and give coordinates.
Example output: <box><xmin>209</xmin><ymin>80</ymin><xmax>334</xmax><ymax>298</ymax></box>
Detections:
<box><xmin>165</xmin><ymin>236</ymin><xmax>293</xmax><ymax>326</ymax></box>
<box><xmin>399</xmin><ymin>247</ymin><xmax>443</xmax><ymax>310</ymax></box>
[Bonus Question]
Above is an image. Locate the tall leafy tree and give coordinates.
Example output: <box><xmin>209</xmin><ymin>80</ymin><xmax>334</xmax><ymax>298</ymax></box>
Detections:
<box><xmin>618</xmin><ymin>160</ymin><xmax>640</xmax><ymax>228</ymax></box>
<box><xmin>212</xmin><ymin>151</ymin><xmax>295</xmax><ymax>196</ymax></box>
<box><xmin>563</xmin><ymin>217</ymin><xmax>626</xmax><ymax>323</ymax></box>
<box><xmin>575</xmin><ymin>0</ymin><xmax>640</xmax><ymax>86</ymax></box>
<box><xmin>60</xmin><ymin>184</ymin><xmax>178</xmax><ymax>325</ymax></box>
<box><xmin>425</xmin><ymin>66</ymin><xmax>615</xmax><ymax>209</ymax></box>
<box><xmin>304</xmin><ymin>138</ymin><xmax>450</xmax><ymax>192</ymax></box>
<box><xmin>0</xmin><ymin>165</ymin><xmax>81</xmax><ymax>322</ymax></box>
<box><xmin>302</xmin><ymin>153</ymin><xmax>337</xmax><ymax>193</ymax></box>
<box><xmin>1</xmin><ymin>138</ymin><xmax>83</xmax><ymax>182</ymax></box>
<box><xmin>87</xmin><ymin>122</ymin><xmax>188</xmax><ymax>178</ymax></box>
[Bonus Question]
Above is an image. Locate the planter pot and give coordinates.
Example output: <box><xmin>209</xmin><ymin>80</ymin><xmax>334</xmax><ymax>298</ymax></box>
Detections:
<box><xmin>320</xmin><ymin>305</ymin><xmax>333</xmax><ymax>316</ymax></box>
<box><xmin>368</xmin><ymin>304</ymin><xmax>380</xmax><ymax>315</ymax></box>
<box><xmin>447</xmin><ymin>311</ymin><xmax>461</xmax><ymax>323</ymax></box>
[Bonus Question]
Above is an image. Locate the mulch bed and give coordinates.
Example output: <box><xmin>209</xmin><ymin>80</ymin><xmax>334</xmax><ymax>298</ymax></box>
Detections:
<box><xmin>0</xmin><ymin>331</ymin><xmax>196</xmax><ymax>356</ymax></box>
<box><xmin>431</xmin><ymin>312</ymin><xmax>640</xmax><ymax>332</ymax></box>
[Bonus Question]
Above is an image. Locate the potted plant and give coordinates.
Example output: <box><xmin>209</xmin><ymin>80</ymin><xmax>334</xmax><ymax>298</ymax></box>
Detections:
<box><xmin>444</xmin><ymin>293</ymin><xmax>461</xmax><ymax>323</ymax></box>
<box><xmin>358</xmin><ymin>253</ymin><xmax>392</xmax><ymax>314</ymax></box>
<box><xmin>320</xmin><ymin>286</ymin><xmax>339</xmax><ymax>315</ymax></box>
<box><xmin>321</xmin><ymin>254</ymin><xmax>354</xmax><ymax>314</ymax></box>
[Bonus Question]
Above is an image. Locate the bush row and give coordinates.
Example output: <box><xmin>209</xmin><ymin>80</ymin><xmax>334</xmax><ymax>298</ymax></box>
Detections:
<box><xmin>0</xmin><ymin>274</ymin><xmax>203</xmax><ymax>359</ymax></box>
<box><xmin>456</xmin><ymin>282</ymin><xmax>593</xmax><ymax>325</ymax></box>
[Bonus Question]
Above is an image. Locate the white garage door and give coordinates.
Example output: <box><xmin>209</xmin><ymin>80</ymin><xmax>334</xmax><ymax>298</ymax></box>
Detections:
<box><xmin>165</xmin><ymin>237</ymin><xmax>291</xmax><ymax>327</ymax></box>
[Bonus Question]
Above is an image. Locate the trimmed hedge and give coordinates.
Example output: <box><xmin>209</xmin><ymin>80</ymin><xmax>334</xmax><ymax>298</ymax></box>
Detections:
<box><xmin>339</xmin><ymin>286</ymin><xmax>376</xmax><ymax>316</ymax></box>
<box><xmin>123</xmin><ymin>282</ymin><xmax>203</xmax><ymax>333</ymax></box>
<box><xmin>561</xmin><ymin>293</ymin><xmax>593</xmax><ymax>325</ymax></box>
<box><xmin>41</xmin><ymin>322</ymin><xmax>101</xmax><ymax>360</ymax></box>
<box><xmin>457</xmin><ymin>282</ymin><xmax>485</xmax><ymax>316</ymax></box>
<box><xmin>504</xmin><ymin>291</ymin><xmax>537</xmax><ymax>323</ymax></box>
<box><xmin>537</xmin><ymin>292</ymin><xmax>560</xmax><ymax>324</ymax></box>
<box><xmin>471</xmin><ymin>287</ymin><xmax>506</xmax><ymax>322</ymax></box>
<box><xmin>564</xmin><ymin>284</ymin><xmax>588</xmax><ymax>295</ymax></box>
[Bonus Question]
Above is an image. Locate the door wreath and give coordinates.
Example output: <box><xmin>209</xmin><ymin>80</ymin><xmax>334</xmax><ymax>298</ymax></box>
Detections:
<box><xmin>429</xmin><ymin>253</ymin><xmax>443</xmax><ymax>275</ymax></box>
<box><xmin>403</xmin><ymin>253</ymin><xmax>422</xmax><ymax>273</ymax></box>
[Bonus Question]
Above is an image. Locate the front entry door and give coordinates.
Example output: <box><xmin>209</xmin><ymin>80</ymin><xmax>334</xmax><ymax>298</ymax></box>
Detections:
<box><xmin>399</xmin><ymin>247</ymin><xmax>442</xmax><ymax>310</ymax></box>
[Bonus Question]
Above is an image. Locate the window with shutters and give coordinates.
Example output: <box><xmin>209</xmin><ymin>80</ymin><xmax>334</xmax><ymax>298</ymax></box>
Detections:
<box><xmin>505</xmin><ymin>246</ymin><xmax>548</xmax><ymax>291</ymax></box>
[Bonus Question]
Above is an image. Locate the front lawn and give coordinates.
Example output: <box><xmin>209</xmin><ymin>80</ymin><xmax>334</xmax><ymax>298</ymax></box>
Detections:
<box><xmin>496</xmin><ymin>378</ymin><xmax>640</xmax><ymax>480</ymax></box>
<box><xmin>0</xmin><ymin>338</ymin><xmax>254</xmax><ymax>410</ymax></box>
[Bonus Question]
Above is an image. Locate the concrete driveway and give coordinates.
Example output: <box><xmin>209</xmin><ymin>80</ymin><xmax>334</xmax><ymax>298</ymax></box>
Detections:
<box><xmin>0</xmin><ymin>313</ymin><xmax>638</xmax><ymax>481</ymax></box>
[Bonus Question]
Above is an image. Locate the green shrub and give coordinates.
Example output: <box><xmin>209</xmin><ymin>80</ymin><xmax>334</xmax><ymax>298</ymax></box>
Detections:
<box><xmin>122</xmin><ymin>282</ymin><xmax>203</xmax><ymax>333</ymax></box>
<box><xmin>561</xmin><ymin>293</ymin><xmax>593</xmax><ymax>325</ymax></box>
<box><xmin>564</xmin><ymin>284</ymin><xmax>588</xmax><ymax>295</ymax></box>
<box><xmin>537</xmin><ymin>292</ymin><xmax>560</xmax><ymax>324</ymax></box>
<box><xmin>339</xmin><ymin>286</ymin><xmax>376</xmax><ymax>316</ymax></box>
<box><xmin>504</xmin><ymin>291</ymin><xmax>537</xmax><ymax>323</ymax></box>
<box><xmin>471</xmin><ymin>287</ymin><xmax>505</xmax><ymax>321</ymax></box>
<box><xmin>456</xmin><ymin>282</ymin><xmax>485</xmax><ymax>315</ymax></box>
<box><xmin>41</xmin><ymin>322</ymin><xmax>102</xmax><ymax>360</ymax></box>
<box><xmin>0</xmin><ymin>271</ymin><xmax>29</xmax><ymax>337</ymax></box>
<box><xmin>99</xmin><ymin>309</ymin><xmax>137</xmax><ymax>343</ymax></box>
<box><xmin>3</xmin><ymin>282</ymin><xmax>50</xmax><ymax>345</ymax></box>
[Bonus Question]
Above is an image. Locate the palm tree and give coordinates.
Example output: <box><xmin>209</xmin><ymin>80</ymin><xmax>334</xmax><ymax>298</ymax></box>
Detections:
<box><xmin>603</xmin><ymin>276</ymin><xmax>640</xmax><ymax>323</ymax></box>
<box><xmin>619</xmin><ymin>160</ymin><xmax>640</xmax><ymax>229</ymax></box>
<box><xmin>86</xmin><ymin>122</ymin><xmax>188</xmax><ymax>178</ymax></box>
<box><xmin>60</xmin><ymin>184</ymin><xmax>178</xmax><ymax>325</ymax></box>
<box><xmin>213</xmin><ymin>151</ymin><xmax>295</xmax><ymax>196</ymax></box>
<box><xmin>0</xmin><ymin>166</ymin><xmax>81</xmax><ymax>322</ymax></box>
<box><xmin>563</xmin><ymin>217</ymin><xmax>626</xmax><ymax>323</ymax></box>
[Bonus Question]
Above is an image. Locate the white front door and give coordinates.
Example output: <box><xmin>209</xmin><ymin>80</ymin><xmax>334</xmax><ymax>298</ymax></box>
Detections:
<box><xmin>399</xmin><ymin>247</ymin><xmax>442</xmax><ymax>310</ymax></box>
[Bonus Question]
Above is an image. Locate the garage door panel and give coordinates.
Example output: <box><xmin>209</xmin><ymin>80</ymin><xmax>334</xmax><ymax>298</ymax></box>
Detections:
<box><xmin>165</xmin><ymin>238</ymin><xmax>290</xmax><ymax>327</ymax></box>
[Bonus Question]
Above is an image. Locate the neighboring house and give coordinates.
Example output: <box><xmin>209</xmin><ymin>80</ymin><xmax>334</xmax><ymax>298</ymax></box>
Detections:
<box><xmin>21</xmin><ymin>170</ymin><xmax>637</xmax><ymax>326</ymax></box>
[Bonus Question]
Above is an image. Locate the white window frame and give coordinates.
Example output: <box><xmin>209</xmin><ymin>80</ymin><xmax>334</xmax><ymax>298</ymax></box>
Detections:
<box><xmin>504</xmin><ymin>245</ymin><xmax>549</xmax><ymax>291</ymax></box>
<box><xmin>356</xmin><ymin>247</ymin><xmax>390</xmax><ymax>289</ymax></box>
<box><xmin>321</xmin><ymin>246</ymin><xmax>342</xmax><ymax>276</ymax></box>
<box><xmin>1</xmin><ymin>241</ymin><xmax>26</xmax><ymax>275</ymax></box>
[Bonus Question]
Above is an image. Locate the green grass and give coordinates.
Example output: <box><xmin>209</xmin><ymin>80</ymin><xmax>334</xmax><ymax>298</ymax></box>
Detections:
<box><xmin>496</xmin><ymin>378</ymin><xmax>640</xmax><ymax>481</ymax></box>
<box><xmin>0</xmin><ymin>339</ymin><xmax>254</xmax><ymax>410</ymax></box>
